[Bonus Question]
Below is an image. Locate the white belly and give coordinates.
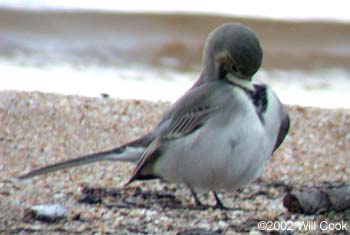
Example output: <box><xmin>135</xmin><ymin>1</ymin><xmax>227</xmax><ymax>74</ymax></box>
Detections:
<box><xmin>153</xmin><ymin>106</ymin><xmax>275</xmax><ymax>192</ymax></box>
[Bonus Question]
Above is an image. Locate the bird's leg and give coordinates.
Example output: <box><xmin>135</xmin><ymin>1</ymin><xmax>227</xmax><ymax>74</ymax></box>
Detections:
<box><xmin>188</xmin><ymin>187</ymin><xmax>204</xmax><ymax>208</ymax></box>
<box><xmin>212</xmin><ymin>191</ymin><xmax>228</xmax><ymax>210</ymax></box>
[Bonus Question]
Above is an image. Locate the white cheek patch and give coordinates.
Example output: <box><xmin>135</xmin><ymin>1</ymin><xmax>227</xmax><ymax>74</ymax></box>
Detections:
<box><xmin>226</xmin><ymin>73</ymin><xmax>255</xmax><ymax>91</ymax></box>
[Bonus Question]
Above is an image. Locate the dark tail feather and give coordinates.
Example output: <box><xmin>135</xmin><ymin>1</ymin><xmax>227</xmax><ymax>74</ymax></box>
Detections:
<box><xmin>19</xmin><ymin>149</ymin><xmax>126</xmax><ymax>179</ymax></box>
<box><xmin>18</xmin><ymin>134</ymin><xmax>153</xmax><ymax>180</ymax></box>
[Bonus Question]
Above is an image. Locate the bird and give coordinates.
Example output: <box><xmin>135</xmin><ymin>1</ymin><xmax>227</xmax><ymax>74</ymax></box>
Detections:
<box><xmin>18</xmin><ymin>23</ymin><xmax>290</xmax><ymax>209</ymax></box>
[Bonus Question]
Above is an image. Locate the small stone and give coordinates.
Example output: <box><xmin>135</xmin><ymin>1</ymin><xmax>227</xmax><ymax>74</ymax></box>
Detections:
<box><xmin>29</xmin><ymin>204</ymin><xmax>67</xmax><ymax>223</ymax></box>
<box><xmin>78</xmin><ymin>193</ymin><xmax>102</xmax><ymax>204</ymax></box>
<box><xmin>0</xmin><ymin>189</ymin><xmax>10</xmax><ymax>196</ymax></box>
<box><xmin>100</xmin><ymin>93</ymin><xmax>110</xmax><ymax>98</ymax></box>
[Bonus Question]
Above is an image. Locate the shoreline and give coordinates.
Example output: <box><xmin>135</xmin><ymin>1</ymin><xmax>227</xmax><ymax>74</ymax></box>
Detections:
<box><xmin>1</xmin><ymin>8</ymin><xmax>350</xmax><ymax>70</ymax></box>
<box><xmin>1</xmin><ymin>90</ymin><xmax>349</xmax><ymax>233</ymax></box>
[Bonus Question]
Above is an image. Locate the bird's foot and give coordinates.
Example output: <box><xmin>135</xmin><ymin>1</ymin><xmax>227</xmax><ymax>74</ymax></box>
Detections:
<box><xmin>212</xmin><ymin>191</ymin><xmax>230</xmax><ymax>210</ymax></box>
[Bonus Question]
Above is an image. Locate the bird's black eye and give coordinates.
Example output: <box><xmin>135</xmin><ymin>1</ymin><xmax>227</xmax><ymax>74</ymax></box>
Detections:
<box><xmin>231</xmin><ymin>64</ymin><xmax>238</xmax><ymax>73</ymax></box>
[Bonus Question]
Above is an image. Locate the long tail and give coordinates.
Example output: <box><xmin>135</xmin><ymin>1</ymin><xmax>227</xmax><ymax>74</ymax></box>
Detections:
<box><xmin>18</xmin><ymin>145</ymin><xmax>145</xmax><ymax>179</ymax></box>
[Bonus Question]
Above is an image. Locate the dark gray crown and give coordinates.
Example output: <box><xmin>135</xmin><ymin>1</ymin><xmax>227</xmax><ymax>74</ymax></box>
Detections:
<box><xmin>203</xmin><ymin>23</ymin><xmax>263</xmax><ymax>79</ymax></box>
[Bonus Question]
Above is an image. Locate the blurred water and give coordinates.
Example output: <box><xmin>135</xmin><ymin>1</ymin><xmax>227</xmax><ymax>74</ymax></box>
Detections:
<box><xmin>1</xmin><ymin>0</ymin><xmax>350</xmax><ymax>22</ymax></box>
<box><xmin>1</xmin><ymin>59</ymin><xmax>349</xmax><ymax>108</ymax></box>
<box><xmin>0</xmin><ymin>60</ymin><xmax>194</xmax><ymax>101</ymax></box>
<box><xmin>0</xmin><ymin>4</ymin><xmax>349</xmax><ymax>108</ymax></box>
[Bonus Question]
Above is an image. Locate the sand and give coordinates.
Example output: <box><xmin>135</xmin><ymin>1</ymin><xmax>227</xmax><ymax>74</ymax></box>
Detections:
<box><xmin>0</xmin><ymin>91</ymin><xmax>349</xmax><ymax>234</ymax></box>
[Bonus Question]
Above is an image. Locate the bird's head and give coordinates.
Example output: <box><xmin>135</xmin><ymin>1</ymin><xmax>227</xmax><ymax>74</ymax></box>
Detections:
<box><xmin>201</xmin><ymin>23</ymin><xmax>263</xmax><ymax>83</ymax></box>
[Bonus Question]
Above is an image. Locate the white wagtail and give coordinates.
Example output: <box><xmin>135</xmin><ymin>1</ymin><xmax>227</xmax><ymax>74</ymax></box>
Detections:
<box><xmin>19</xmin><ymin>23</ymin><xmax>290</xmax><ymax>209</ymax></box>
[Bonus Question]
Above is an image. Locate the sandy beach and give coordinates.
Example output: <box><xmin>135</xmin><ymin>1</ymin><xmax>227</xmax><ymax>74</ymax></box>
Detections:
<box><xmin>0</xmin><ymin>91</ymin><xmax>349</xmax><ymax>234</ymax></box>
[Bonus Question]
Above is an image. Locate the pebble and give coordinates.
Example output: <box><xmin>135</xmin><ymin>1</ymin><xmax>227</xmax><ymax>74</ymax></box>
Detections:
<box><xmin>29</xmin><ymin>204</ymin><xmax>67</xmax><ymax>222</ymax></box>
<box><xmin>78</xmin><ymin>193</ymin><xmax>102</xmax><ymax>204</ymax></box>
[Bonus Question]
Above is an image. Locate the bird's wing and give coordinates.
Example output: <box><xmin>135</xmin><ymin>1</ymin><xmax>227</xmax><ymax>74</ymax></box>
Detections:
<box><xmin>126</xmin><ymin>82</ymin><xmax>230</xmax><ymax>183</ymax></box>
<box><xmin>159</xmin><ymin>82</ymin><xmax>230</xmax><ymax>138</ymax></box>
<box><xmin>125</xmin><ymin>137</ymin><xmax>162</xmax><ymax>184</ymax></box>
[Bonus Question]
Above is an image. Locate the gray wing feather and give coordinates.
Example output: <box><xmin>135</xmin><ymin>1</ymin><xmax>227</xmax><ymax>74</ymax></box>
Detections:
<box><xmin>127</xmin><ymin>82</ymin><xmax>230</xmax><ymax>182</ymax></box>
<box><xmin>19</xmin><ymin>82</ymin><xmax>231</xmax><ymax>182</ymax></box>
<box><xmin>157</xmin><ymin>82</ymin><xmax>228</xmax><ymax>138</ymax></box>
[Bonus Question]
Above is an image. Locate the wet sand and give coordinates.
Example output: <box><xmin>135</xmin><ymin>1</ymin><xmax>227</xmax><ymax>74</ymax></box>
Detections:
<box><xmin>0</xmin><ymin>91</ymin><xmax>349</xmax><ymax>234</ymax></box>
